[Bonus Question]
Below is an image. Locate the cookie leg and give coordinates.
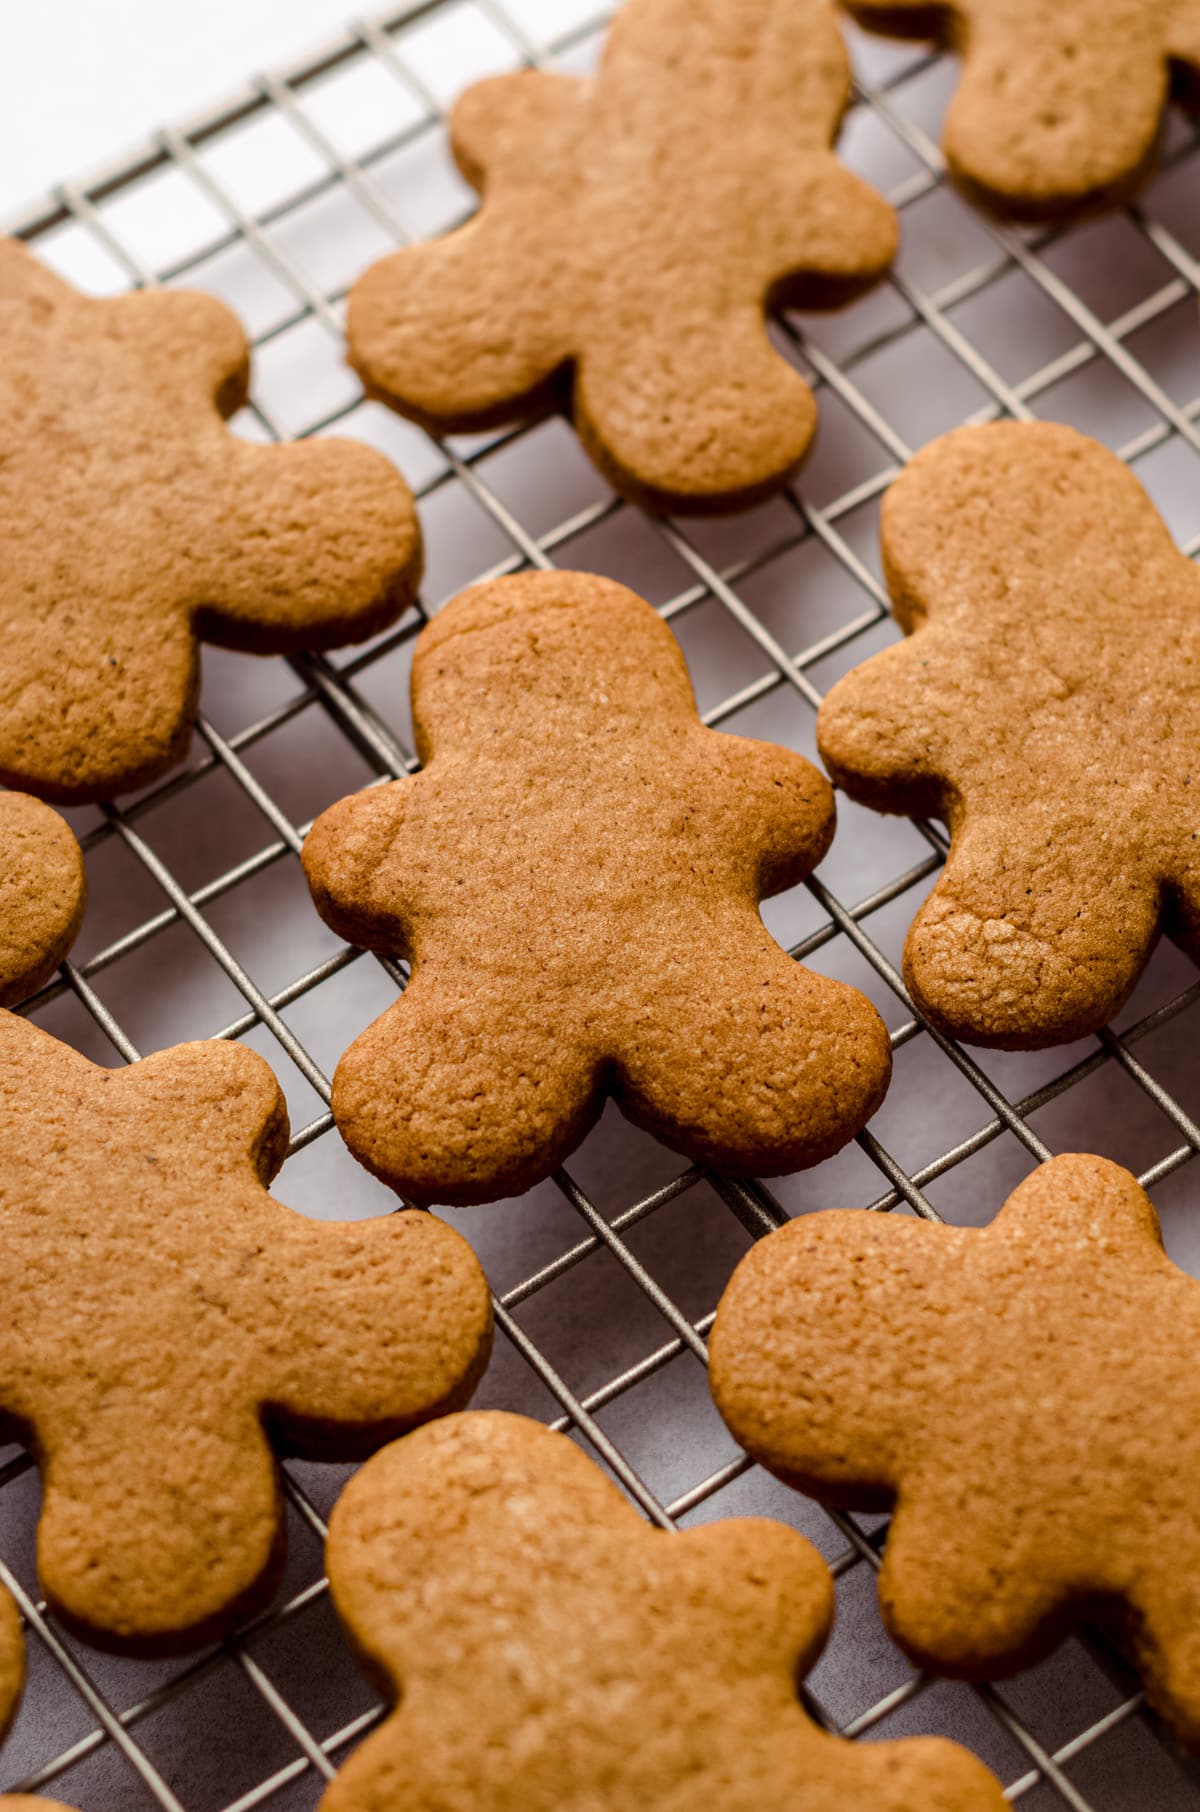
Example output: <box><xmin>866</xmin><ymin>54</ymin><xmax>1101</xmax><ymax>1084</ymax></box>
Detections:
<box><xmin>331</xmin><ymin>974</ymin><xmax>603</xmax><ymax>1206</ymax></box>
<box><xmin>573</xmin><ymin>306</ymin><xmax>818</xmax><ymax>512</ymax></box>
<box><xmin>346</xmin><ymin>222</ymin><xmax>573</xmax><ymax>434</ymax></box>
<box><xmin>613</xmin><ymin>936</ymin><xmax>891</xmax><ymax>1174</ymax></box>
<box><xmin>37</xmin><ymin>1408</ymin><xmax>283</xmax><ymax>1654</ymax></box>
<box><xmin>879</xmin><ymin>1491</ymin><xmax>1067</xmax><ymax>1678</ymax></box>
<box><xmin>905</xmin><ymin>813</ymin><xmax>1161</xmax><ymax>1047</ymax></box>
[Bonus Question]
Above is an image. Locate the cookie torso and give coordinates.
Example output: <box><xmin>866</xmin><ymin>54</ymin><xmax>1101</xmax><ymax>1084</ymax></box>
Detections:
<box><xmin>320</xmin><ymin>1411</ymin><xmax>1005</xmax><ymax>1811</ymax></box>
<box><xmin>0</xmin><ymin>1012</ymin><xmax>491</xmax><ymax>1652</ymax></box>
<box><xmin>816</xmin><ymin>421</ymin><xmax>1200</xmax><ymax>1046</ymax></box>
<box><xmin>349</xmin><ymin>0</ymin><xmax>896</xmax><ymax>511</ymax></box>
<box><xmin>0</xmin><ymin>794</ymin><xmax>86</xmax><ymax>1008</ymax></box>
<box><xmin>304</xmin><ymin>571</ymin><xmax>892</xmax><ymax>1204</ymax></box>
<box><xmin>711</xmin><ymin>1153</ymin><xmax>1200</xmax><ymax>1744</ymax></box>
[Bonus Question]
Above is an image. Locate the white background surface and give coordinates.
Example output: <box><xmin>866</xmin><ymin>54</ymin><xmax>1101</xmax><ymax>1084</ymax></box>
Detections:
<box><xmin>0</xmin><ymin>0</ymin><xmax>360</xmax><ymax>215</ymax></box>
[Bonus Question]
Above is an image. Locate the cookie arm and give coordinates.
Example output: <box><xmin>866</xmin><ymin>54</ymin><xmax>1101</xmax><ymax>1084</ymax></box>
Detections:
<box><xmin>99</xmin><ymin>285</ymin><xmax>250</xmax><ymax>416</ymax></box>
<box><xmin>302</xmin><ymin>781</ymin><xmax>425</xmax><ymax>956</ymax></box>
<box><xmin>817</xmin><ymin>638</ymin><xmax>951</xmax><ymax>819</ymax></box>
<box><xmin>704</xmin><ymin>733</ymin><xmax>836</xmax><ymax>896</ymax></box>
<box><xmin>767</xmin><ymin>159</ymin><xmax>898</xmax><ymax>304</ymax></box>
<box><xmin>259</xmin><ymin>1210</ymin><xmax>493</xmax><ymax>1453</ymax></box>
<box><xmin>711</xmin><ymin>1210</ymin><xmax>931</xmax><ymax>1502</ymax></box>
<box><xmin>191</xmin><ymin>437</ymin><xmax>422</xmax><ymax>654</ymax></box>
<box><xmin>120</xmin><ymin>1039</ymin><xmax>290</xmax><ymax>1185</ymax></box>
<box><xmin>939</xmin><ymin>11</ymin><xmax>1168</xmax><ymax>214</ymax></box>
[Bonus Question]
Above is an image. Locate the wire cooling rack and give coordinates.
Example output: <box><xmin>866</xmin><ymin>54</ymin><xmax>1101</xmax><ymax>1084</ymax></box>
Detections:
<box><xmin>1</xmin><ymin>2</ymin><xmax>1199</xmax><ymax>1807</ymax></box>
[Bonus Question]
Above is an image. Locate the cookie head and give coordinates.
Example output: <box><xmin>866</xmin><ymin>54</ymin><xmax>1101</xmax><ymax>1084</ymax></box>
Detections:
<box><xmin>816</xmin><ymin>420</ymin><xmax>1200</xmax><ymax>1048</ymax></box>
<box><xmin>0</xmin><ymin>239</ymin><xmax>422</xmax><ymax>802</ymax></box>
<box><xmin>0</xmin><ymin>794</ymin><xmax>86</xmax><ymax>1009</ymax></box>
<box><xmin>304</xmin><ymin>570</ymin><xmax>892</xmax><ymax>1206</ymax></box>
<box><xmin>845</xmin><ymin>0</ymin><xmax>1200</xmax><ymax>216</ymax></box>
<box><xmin>0</xmin><ymin>1013</ymin><xmax>492</xmax><ymax>1653</ymax></box>
<box><xmin>348</xmin><ymin>0</ymin><xmax>896</xmax><ymax>512</ymax></box>
<box><xmin>712</xmin><ymin>1153</ymin><xmax>1200</xmax><ymax>1745</ymax></box>
<box><xmin>319</xmin><ymin>1411</ymin><xmax>1006</xmax><ymax>1811</ymax></box>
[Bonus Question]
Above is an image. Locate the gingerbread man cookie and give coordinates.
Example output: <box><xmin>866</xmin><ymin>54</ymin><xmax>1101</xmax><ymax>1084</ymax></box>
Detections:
<box><xmin>0</xmin><ymin>795</ymin><xmax>85</xmax><ymax>1008</ymax></box>
<box><xmin>0</xmin><ymin>238</ymin><xmax>422</xmax><ymax>802</ymax></box>
<box><xmin>844</xmin><ymin>0</ymin><xmax>1200</xmax><ymax>216</ymax></box>
<box><xmin>347</xmin><ymin>0</ymin><xmax>897</xmax><ymax>513</ymax></box>
<box><xmin>319</xmin><ymin>1411</ymin><xmax>1006</xmax><ymax>1811</ymax></box>
<box><xmin>303</xmin><ymin>571</ymin><xmax>892</xmax><ymax>1206</ymax></box>
<box><xmin>816</xmin><ymin>421</ymin><xmax>1200</xmax><ymax>1049</ymax></box>
<box><xmin>0</xmin><ymin>1010</ymin><xmax>492</xmax><ymax>1654</ymax></box>
<box><xmin>712</xmin><ymin>1153</ymin><xmax>1200</xmax><ymax>1747</ymax></box>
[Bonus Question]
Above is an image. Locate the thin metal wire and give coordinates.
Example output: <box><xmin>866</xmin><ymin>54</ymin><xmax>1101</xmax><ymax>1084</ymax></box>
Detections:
<box><xmin>1</xmin><ymin>2</ymin><xmax>1198</xmax><ymax>1808</ymax></box>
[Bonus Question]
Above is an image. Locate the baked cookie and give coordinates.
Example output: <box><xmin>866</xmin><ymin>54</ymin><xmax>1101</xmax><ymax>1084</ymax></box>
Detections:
<box><xmin>844</xmin><ymin>0</ymin><xmax>1200</xmax><ymax>217</ymax></box>
<box><xmin>0</xmin><ymin>238</ymin><xmax>422</xmax><ymax>803</ymax></box>
<box><xmin>319</xmin><ymin>1411</ymin><xmax>1006</xmax><ymax>1811</ymax></box>
<box><xmin>0</xmin><ymin>1585</ymin><xmax>75</xmax><ymax>1812</ymax></box>
<box><xmin>0</xmin><ymin>1010</ymin><xmax>492</xmax><ymax>1654</ymax></box>
<box><xmin>347</xmin><ymin>0</ymin><xmax>897</xmax><ymax>513</ymax></box>
<box><xmin>711</xmin><ymin>1153</ymin><xmax>1200</xmax><ymax>1746</ymax></box>
<box><xmin>816</xmin><ymin>421</ymin><xmax>1200</xmax><ymax>1049</ymax></box>
<box><xmin>0</xmin><ymin>795</ymin><xmax>86</xmax><ymax>1008</ymax></box>
<box><xmin>303</xmin><ymin>570</ymin><xmax>892</xmax><ymax>1207</ymax></box>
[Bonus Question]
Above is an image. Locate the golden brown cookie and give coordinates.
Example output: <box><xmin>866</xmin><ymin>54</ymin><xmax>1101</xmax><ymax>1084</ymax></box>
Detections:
<box><xmin>303</xmin><ymin>570</ymin><xmax>892</xmax><ymax>1206</ymax></box>
<box><xmin>0</xmin><ymin>795</ymin><xmax>86</xmax><ymax>1008</ymax></box>
<box><xmin>816</xmin><ymin>421</ymin><xmax>1200</xmax><ymax>1049</ymax></box>
<box><xmin>0</xmin><ymin>238</ymin><xmax>422</xmax><ymax>803</ymax></box>
<box><xmin>0</xmin><ymin>1010</ymin><xmax>492</xmax><ymax>1655</ymax></box>
<box><xmin>0</xmin><ymin>1589</ymin><xmax>23</xmax><ymax>1746</ymax></box>
<box><xmin>319</xmin><ymin>1410</ymin><xmax>1005</xmax><ymax>1811</ymax></box>
<box><xmin>347</xmin><ymin>0</ymin><xmax>897</xmax><ymax>514</ymax></box>
<box><xmin>711</xmin><ymin>1153</ymin><xmax>1200</xmax><ymax>1747</ymax></box>
<box><xmin>0</xmin><ymin>1585</ymin><xmax>78</xmax><ymax>1812</ymax></box>
<box><xmin>844</xmin><ymin>0</ymin><xmax>1200</xmax><ymax>217</ymax></box>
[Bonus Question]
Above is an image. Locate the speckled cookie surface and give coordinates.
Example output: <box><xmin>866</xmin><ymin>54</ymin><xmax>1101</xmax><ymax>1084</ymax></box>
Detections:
<box><xmin>0</xmin><ymin>795</ymin><xmax>85</xmax><ymax>1008</ymax></box>
<box><xmin>319</xmin><ymin>1411</ymin><xmax>1005</xmax><ymax>1811</ymax></box>
<box><xmin>0</xmin><ymin>1010</ymin><xmax>492</xmax><ymax>1655</ymax></box>
<box><xmin>0</xmin><ymin>238</ymin><xmax>422</xmax><ymax>803</ymax></box>
<box><xmin>347</xmin><ymin>0</ymin><xmax>897</xmax><ymax>513</ymax></box>
<box><xmin>303</xmin><ymin>570</ymin><xmax>891</xmax><ymax>1207</ymax></box>
<box><xmin>844</xmin><ymin>0</ymin><xmax>1200</xmax><ymax>216</ymax></box>
<box><xmin>711</xmin><ymin>1153</ymin><xmax>1200</xmax><ymax>1747</ymax></box>
<box><xmin>816</xmin><ymin>421</ymin><xmax>1200</xmax><ymax>1049</ymax></box>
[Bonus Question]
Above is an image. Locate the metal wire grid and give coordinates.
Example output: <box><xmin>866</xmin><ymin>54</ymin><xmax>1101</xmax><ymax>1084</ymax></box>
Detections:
<box><xmin>0</xmin><ymin>2</ymin><xmax>1198</xmax><ymax>1807</ymax></box>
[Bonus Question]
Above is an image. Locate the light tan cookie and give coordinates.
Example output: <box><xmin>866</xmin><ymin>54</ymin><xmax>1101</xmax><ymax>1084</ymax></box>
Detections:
<box><xmin>816</xmin><ymin>420</ymin><xmax>1200</xmax><ymax>1048</ymax></box>
<box><xmin>844</xmin><ymin>0</ymin><xmax>1200</xmax><ymax>217</ymax></box>
<box><xmin>347</xmin><ymin>0</ymin><xmax>897</xmax><ymax>514</ymax></box>
<box><xmin>0</xmin><ymin>795</ymin><xmax>86</xmax><ymax>1008</ymax></box>
<box><xmin>0</xmin><ymin>1010</ymin><xmax>492</xmax><ymax>1655</ymax></box>
<box><xmin>319</xmin><ymin>1411</ymin><xmax>1005</xmax><ymax>1811</ymax></box>
<box><xmin>0</xmin><ymin>238</ymin><xmax>422</xmax><ymax>803</ymax></box>
<box><xmin>711</xmin><ymin>1153</ymin><xmax>1200</xmax><ymax>1746</ymax></box>
<box><xmin>303</xmin><ymin>570</ymin><xmax>891</xmax><ymax>1206</ymax></box>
